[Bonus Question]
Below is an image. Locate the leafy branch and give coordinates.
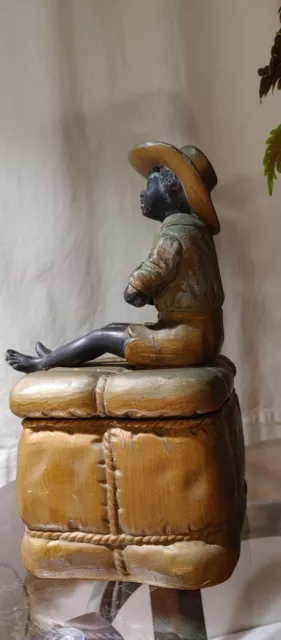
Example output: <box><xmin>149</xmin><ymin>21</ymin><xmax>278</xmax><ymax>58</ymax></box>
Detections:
<box><xmin>258</xmin><ymin>8</ymin><xmax>281</xmax><ymax>100</ymax></box>
<box><xmin>263</xmin><ymin>125</ymin><xmax>281</xmax><ymax>195</ymax></box>
<box><xmin>258</xmin><ymin>7</ymin><xmax>281</xmax><ymax>194</ymax></box>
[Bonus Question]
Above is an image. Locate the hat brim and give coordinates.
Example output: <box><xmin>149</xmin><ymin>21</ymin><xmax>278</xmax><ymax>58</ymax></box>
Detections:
<box><xmin>128</xmin><ymin>142</ymin><xmax>220</xmax><ymax>234</ymax></box>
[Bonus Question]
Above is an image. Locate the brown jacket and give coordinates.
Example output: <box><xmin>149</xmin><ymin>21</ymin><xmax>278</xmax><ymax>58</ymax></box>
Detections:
<box><xmin>128</xmin><ymin>212</ymin><xmax>224</xmax><ymax>317</ymax></box>
<box><xmin>125</xmin><ymin>212</ymin><xmax>224</xmax><ymax>367</ymax></box>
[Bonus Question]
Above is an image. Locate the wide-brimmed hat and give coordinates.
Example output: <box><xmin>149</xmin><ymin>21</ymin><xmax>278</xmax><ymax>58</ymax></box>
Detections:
<box><xmin>128</xmin><ymin>141</ymin><xmax>220</xmax><ymax>234</ymax></box>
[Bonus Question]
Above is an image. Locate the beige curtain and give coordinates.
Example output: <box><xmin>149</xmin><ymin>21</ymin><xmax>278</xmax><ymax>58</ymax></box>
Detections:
<box><xmin>0</xmin><ymin>0</ymin><xmax>281</xmax><ymax>488</ymax></box>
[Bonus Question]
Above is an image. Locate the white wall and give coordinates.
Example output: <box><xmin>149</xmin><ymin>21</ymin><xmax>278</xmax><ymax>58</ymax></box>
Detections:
<box><xmin>1</xmin><ymin>0</ymin><xmax>281</xmax><ymax>487</ymax></box>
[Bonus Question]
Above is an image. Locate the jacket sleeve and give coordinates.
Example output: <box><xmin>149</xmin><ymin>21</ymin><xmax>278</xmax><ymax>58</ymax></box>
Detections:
<box><xmin>127</xmin><ymin>232</ymin><xmax>182</xmax><ymax>297</ymax></box>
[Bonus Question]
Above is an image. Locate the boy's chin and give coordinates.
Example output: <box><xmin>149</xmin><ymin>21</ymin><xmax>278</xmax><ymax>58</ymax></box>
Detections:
<box><xmin>141</xmin><ymin>206</ymin><xmax>162</xmax><ymax>221</ymax></box>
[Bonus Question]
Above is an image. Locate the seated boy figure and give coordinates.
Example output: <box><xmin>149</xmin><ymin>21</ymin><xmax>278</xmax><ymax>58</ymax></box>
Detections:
<box><xmin>5</xmin><ymin>142</ymin><xmax>224</xmax><ymax>373</ymax></box>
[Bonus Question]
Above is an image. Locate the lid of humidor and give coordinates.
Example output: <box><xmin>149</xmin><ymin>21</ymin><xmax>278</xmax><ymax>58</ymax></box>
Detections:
<box><xmin>10</xmin><ymin>355</ymin><xmax>235</xmax><ymax>420</ymax></box>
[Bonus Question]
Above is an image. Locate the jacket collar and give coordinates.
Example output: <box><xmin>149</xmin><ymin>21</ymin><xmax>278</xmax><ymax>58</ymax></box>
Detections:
<box><xmin>161</xmin><ymin>212</ymin><xmax>206</xmax><ymax>229</ymax></box>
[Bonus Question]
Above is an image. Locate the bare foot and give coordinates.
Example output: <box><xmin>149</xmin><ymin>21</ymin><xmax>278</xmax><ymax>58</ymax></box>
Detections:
<box><xmin>5</xmin><ymin>349</ymin><xmax>44</xmax><ymax>373</ymax></box>
<box><xmin>35</xmin><ymin>341</ymin><xmax>51</xmax><ymax>356</ymax></box>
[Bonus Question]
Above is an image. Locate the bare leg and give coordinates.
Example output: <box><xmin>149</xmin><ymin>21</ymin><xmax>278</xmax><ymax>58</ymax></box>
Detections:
<box><xmin>5</xmin><ymin>323</ymin><xmax>129</xmax><ymax>374</ymax></box>
<box><xmin>35</xmin><ymin>323</ymin><xmax>127</xmax><ymax>357</ymax></box>
<box><xmin>35</xmin><ymin>342</ymin><xmax>51</xmax><ymax>356</ymax></box>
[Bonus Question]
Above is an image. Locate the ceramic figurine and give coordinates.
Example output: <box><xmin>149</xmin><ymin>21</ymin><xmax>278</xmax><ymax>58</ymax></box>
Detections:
<box><xmin>5</xmin><ymin>142</ymin><xmax>224</xmax><ymax>371</ymax></box>
<box><xmin>9</xmin><ymin>142</ymin><xmax>246</xmax><ymax>591</ymax></box>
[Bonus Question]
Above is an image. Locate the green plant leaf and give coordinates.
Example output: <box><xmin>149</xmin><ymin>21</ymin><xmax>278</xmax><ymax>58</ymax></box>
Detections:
<box><xmin>258</xmin><ymin>7</ymin><xmax>281</xmax><ymax>99</ymax></box>
<box><xmin>263</xmin><ymin>124</ymin><xmax>281</xmax><ymax>194</ymax></box>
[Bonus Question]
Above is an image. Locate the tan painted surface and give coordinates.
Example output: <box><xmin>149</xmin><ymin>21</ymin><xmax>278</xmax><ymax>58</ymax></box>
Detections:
<box><xmin>17</xmin><ymin>426</ymin><xmax>109</xmax><ymax>533</ymax></box>
<box><xmin>10</xmin><ymin>357</ymin><xmax>234</xmax><ymax>418</ymax></box>
<box><xmin>16</xmin><ymin>386</ymin><xmax>245</xmax><ymax>588</ymax></box>
<box><xmin>22</xmin><ymin>532</ymin><xmax>240</xmax><ymax>589</ymax></box>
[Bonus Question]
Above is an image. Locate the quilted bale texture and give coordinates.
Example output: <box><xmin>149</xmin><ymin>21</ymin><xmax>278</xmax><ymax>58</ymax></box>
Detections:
<box><xmin>10</xmin><ymin>358</ymin><xmax>234</xmax><ymax>419</ymax></box>
<box><xmin>17</xmin><ymin>393</ymin><xmax>246</xmax><ymax>589</ymax></box>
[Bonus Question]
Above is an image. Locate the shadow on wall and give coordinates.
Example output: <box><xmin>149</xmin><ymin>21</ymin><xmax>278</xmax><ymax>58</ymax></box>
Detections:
<box><xmin>54</xmin><ymin>1</ymin><xmax>199</xmax><ymax>329</ymax></box>
<box><xmin>54</xmin><ymin>0</ymin><xmax>199</xmax><ymax>216</ymax></box>
<box><xmin>246</xmin><ymin>438</ymin><xmax>281</xmax><ymax>501</ymax></box>
<box><xmin>215</xmin><ymin>175</ymin><xmax>267</xmax><ymax>427</ymax></box>
<box><xmin>54</xmin><ymin>1</ymin><xmax>101</xmax><ymax>328</ymax></box>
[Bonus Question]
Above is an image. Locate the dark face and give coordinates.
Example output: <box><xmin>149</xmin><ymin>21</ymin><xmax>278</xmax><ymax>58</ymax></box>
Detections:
<box><xmin>140</xmin><ymin>172</ymin><xmax>167</xmax><ymax>222</ymax></box>
<box><xmin>140</xmin><ymin>167</ymin><xmax>190</xmax><ymax>221</ymax></box>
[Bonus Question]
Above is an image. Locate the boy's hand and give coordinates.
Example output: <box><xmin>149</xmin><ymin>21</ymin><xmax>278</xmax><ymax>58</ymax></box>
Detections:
<box><xmin>124</xmin><ymin>284</ymin><xmax>151</xmax><ymax>307</ymax></box>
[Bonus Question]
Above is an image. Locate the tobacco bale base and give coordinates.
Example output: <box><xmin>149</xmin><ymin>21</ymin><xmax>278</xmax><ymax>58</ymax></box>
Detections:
<box><xmin>22</xmin><ymin>530</ymin><xmax>240</xmax><ymax>590</ymax></box>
